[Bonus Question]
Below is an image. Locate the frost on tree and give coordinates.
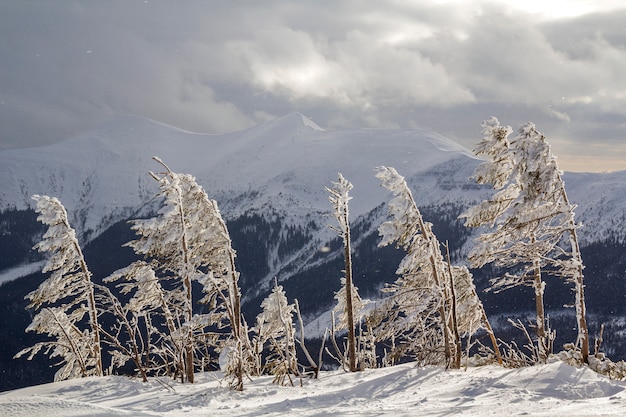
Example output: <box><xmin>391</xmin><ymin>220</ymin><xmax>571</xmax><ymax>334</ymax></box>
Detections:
<box><xmin>373</xmin><ymin>166</ymin><xmax>499</xmax><ymax>367</ymax></box>
<box><xmin>332</xmin><ymin>277</ymin><xmax>366</xmax><ymax>334</ymax></box>
<box><xmin>192</xmin><ymin>184</ymin><xmax>251</xmax><ymax>391</ymax></box>
<box><xmin>326</xmin><ymin>173</ymin><xmax>359</xmax><ymax>372</ymax></box>
<box><xmin>515</xmin><ymin>122</ymin><xmax>589</xmax><ymax>363</ymax></box>
<box><xmin>461</xmin><ymin>118</ymin><xmax>589</xmax><ymax>363</ymax></box>
<box><xmin>255</xmin><ymin>280</ymin><xmax>298</xmax><ymax>385</ymax></box>
<box><xmin>331</xmin><ymin>276</ymin><xmax>375</xmax><ymax>370</ymax></box>
<box><xmin>449</xmin><ymin>263</ymin><xmax>501</xmax><ymax>364</ymax></box>
<box><xmin>15</xmin><ymin>195</ymin><xmax>103</xmax><ymax>380</ymax></box>
<box><xmin>126</xmin><ymin>157</ymin><xmax>250</xmax><ymax>388</ymax></box>
<box><xmin>100</xmin><ymin>261</ymin><xmax>177</xmax><ymax>382</ymax></box>
<box><xmin>374</xmin><ymin>167</ymin><xmax>455</xmax><ymax>366</ymax></box>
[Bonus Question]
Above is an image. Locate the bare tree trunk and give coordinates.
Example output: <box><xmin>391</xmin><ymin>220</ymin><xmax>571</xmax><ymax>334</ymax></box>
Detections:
<box><xmin>417</xmin><ymin>214</ymin><xmax>451</xmax><ymax>366</ymax></box>
<box><xmin>182</xmin><ymin>270</ymin><xmax>194</xmax><ymax>383</ymax></box>
<box><xmin>343</xmin><ymin>210</ymin><xmax>358</xmax><ymax>372</ymax></box>
<box><xmin>574</xmin><ymin>264</ymin><xmax>590</xmax><ymax>363</ymax></box>
<box><xmin>532</xmin><ymin>258</ymin><xmax>548</xmax><ymax>362</ymax></box>
<box><xmin>74</xmin><ymin>237</ymin><xmax>103</xmax><ymax>377</ymax></box>
<box><xmin>557</xmin><ymin>173</ymin><xmax>589</xmax><ymax>363</ymax></box>
<box><xmin>481</xmin><ymin>308</ymin><xmax>503</xmax><ymax>365</ymax></box>
<box><xmin>329</xmin><ymin>311</ymin><xmax>347</xmax><ymax>372</ymax></box>
<box><xmin>444</xmin><ymin>243</ymin><xmax>461</xmax><ymax>369</ymax></box>
<box><xmin>226</xmin><ymin>228</ymin><xmax>244</xmax><ymax>390</ymax></box>
<box><xmin>295</xmin><ymin>299</ymin><xmax>321</xmax><ymax>379</ymax></box>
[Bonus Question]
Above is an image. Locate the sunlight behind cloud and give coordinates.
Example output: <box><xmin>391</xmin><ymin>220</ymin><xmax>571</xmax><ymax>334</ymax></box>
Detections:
<box><xmin>257</xmin><ymin>63</ymin><xmax>331</xmax><ymax>97</ymax></box>
<box><xmin>431</xmin><ymin>0</ymin><xmax>626</xmax><ymax>20</ymax></box>
<box><xmin>370</xmin><ymin>17</ymin><xmax>435</xmax><ymax>46</ymax></box>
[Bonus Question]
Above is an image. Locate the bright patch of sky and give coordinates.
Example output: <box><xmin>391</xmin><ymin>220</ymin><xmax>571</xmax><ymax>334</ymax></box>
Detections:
<box><xmin>433</xmin><ymin>0</ymin><xmax>626</xmax><ymax>19</ymax></box>
<box><xmin>499</xmin><ymin>0</ymin><xmax>626</xmax><ymax>19</ymax></box>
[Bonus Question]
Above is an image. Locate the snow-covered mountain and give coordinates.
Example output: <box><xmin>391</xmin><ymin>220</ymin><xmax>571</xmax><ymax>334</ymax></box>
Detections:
<box><xmin>3</xmin><ymin>113</ymin><xmax>623</xmax><ymax>242</ymax></box>
<box><xmin>2</xmin><ymin>113</ymin><xmax>626</xmax><ymax>391</ymax></box>
<box><xmin>0</xmin><ymin>113</ymin><xmax>478</xmax><ymax>238</ymax></box>
<box><xmin>2</xmin><ymin>112</ymin><xmax>626</xmax><ymax>302</ymax></box>
<box><xmin>2</xmin><ymin>112</ymin><xmax>624</xmax><ymax>275</ymax></box>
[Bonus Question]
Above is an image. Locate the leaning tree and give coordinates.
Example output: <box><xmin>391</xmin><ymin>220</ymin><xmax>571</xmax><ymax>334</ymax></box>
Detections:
<box><xmin>126</xmin><ymin>157</ymin><xmax>250</xmax><ymax>388</ymax></box>
<box><xmin>16</xmin><ymin>195</ymin><xmax>103</xmax><ymax>380</ymax></box>
<box><xmin>462</xmin><ymin>118</ymin><xmax>589</xmax><ymax>363</ymax></box>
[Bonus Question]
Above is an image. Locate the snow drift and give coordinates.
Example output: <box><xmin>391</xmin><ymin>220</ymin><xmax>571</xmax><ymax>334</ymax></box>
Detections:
<box><xmin>1</xmin><ymin>361</ymin><xmax>625</xmax><ymax>416</ymax></box>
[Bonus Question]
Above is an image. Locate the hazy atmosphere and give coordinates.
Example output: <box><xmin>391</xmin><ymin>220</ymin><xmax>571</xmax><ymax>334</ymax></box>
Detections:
<box><xmin>1</xmin><ymin>0</ymin><xmax>625</xmax><ymax>172</ymax></box>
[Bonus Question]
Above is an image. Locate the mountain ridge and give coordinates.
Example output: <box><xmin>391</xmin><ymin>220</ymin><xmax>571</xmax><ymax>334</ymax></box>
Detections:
<box><xmin>0</xmin><ymin>113</ymin><xmax>481</xmax><ymax>238</ymax></box>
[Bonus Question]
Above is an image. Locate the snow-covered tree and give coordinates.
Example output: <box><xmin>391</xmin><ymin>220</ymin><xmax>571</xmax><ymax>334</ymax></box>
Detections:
<box><xmin>514</xmin><ymin>122</ymin><xmax>589</xmax><ymax>363</ymax></box>
<box><xmin>373</xmin><ymin>166</ymin><xmax>496</xmax><ymax>367</ymax></box>
<box><xmin>373</xmin><ymin>167</ymin><xmax>455</xmax><ymax>366</ymax></box>
<box><xmin>17</xmin><ymin>307</ymin><xmax>97</xmax><ymax>381</ymax></box>
<box><xmin>15</xmin><ymin>195</ymin><xmax>102</xmax><ymax>380</ymax></box>
<box><xmin>255</xmin><ymin>280</ymin><xmax>298</xmax><ymax>385</ymax></box>
<box><xmin>192</xmin><ymin>190</ymin><xmax>250</xmax><ymax>390</ymax></box>
<box><xmin>126</xmin><ymin>160</ymin><xmax>199</xmax><ymax>382</ymax></box>
<box><xmin>461</xmin><ymin>117</ymin><xmax>551</xmax><ymax>360</ymax></box>
<box><xmin>461</xmin><ymin>118</ymin><xmax>589</xmax><ymax>363</ymax></box>
<box><xmin>326</xmin><ymin>173</ymin><xmax>359</xmax><ymax>372</ymax></box>
<box><xmin>126</xmin><ymin>157</ymin><xmax>249</xmax><ymax>388</ymax></box>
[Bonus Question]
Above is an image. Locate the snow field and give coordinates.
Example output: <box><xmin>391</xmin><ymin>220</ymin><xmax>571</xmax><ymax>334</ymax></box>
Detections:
<box><xmin>1</xmin><ymin>361</ymin><xmax>625</xmax><ymax>416</ymax></box>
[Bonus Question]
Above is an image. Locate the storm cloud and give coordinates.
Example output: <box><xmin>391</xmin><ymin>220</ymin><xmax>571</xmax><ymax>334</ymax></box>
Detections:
<box><xmin>1</xmin><ymin>1</ymin><xmax>624</xmax><ymax>171</ymax></box>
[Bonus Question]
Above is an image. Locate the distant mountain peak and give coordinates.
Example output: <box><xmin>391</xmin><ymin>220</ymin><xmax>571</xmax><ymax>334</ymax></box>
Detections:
<box><xmin>295</xmin><ymin>112</ymin><xmax>324</xmax><ymax>131</ymax></box>
<box><xmin>265</xmin><ymin>112</ymin><xmax>325</xmax><ymax>132</ymax></box>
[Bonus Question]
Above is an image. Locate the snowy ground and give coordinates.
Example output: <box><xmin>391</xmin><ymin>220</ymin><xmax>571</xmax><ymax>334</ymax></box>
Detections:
<box><xmin>1</xmin><ymin>361</ymin><xmax>625</xmax><ymax>416</ymax></box>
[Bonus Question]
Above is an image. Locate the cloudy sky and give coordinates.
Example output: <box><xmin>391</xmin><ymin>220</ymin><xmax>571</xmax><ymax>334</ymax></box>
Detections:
<box><xmin>1</xmin><ymin>1</ymin><xmax>625</xmax><ymax>172</ymax></box>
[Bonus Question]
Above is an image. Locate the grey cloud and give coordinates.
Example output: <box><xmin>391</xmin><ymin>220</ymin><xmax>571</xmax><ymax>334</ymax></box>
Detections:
<box><xmin>0</xmin><ymin>1</ymin><xmax>624</xmax><ymax>171</ymax></box>
<box><xmin>541</xmin><ymin>11</ymin><xmax>626</xmax><ymax>60</ymax></box>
